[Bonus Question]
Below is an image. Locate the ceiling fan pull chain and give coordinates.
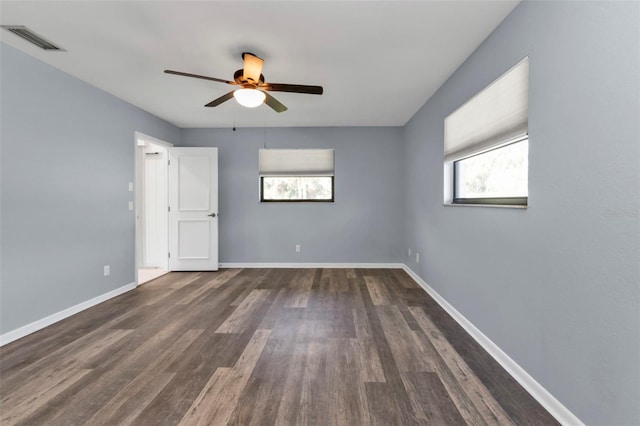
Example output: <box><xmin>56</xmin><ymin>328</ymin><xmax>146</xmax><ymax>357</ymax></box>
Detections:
<box><xmin>233</xmin><ymin>102</ymin><xmax>237</xmax><ymax>132</ymax></box>
<box><xmin>263</xmin><ymin>108</ymin><xmax>267</xmax><ymax>149</ymax></box>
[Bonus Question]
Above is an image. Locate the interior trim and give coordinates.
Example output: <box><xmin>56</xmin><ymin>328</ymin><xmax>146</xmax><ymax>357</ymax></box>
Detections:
<box><xmin>0</xmin><ymin>282</ymin><xmax>136</xmax><ymax>347</ymax></box>
<box><xmin>219</xmin><ymin>262</ymin><xmax>404</xmax><ymax>269</ymax></box>
<box><xmin>401</xmin><ymin>265</ymin><xmax>584</xmax><ymax>426</ymax></box>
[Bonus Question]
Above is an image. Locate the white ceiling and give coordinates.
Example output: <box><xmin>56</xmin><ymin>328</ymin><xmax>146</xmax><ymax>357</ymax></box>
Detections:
<box><xmin>0</xmin><ymin>1</ymin><xmax>519</xmax><ymax>128</ymax></box>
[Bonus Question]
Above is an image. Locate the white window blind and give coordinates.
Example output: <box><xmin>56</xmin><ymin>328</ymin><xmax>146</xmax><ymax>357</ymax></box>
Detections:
<box><xmin>259</xmin><ymin>149</ymin><xmax>335</xmax><ymax>176</ymax></box>
<box><xmin>444</xmin><ymin>57</ymin><xmax>529</xmax><ymax>162</ymax></box>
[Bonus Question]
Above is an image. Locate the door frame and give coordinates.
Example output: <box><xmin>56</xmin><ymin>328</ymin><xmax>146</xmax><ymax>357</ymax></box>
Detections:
<box><xmin>134</xmin><ymin>131</ymin><xmax>173</xmax><ymax>286</ymax></box>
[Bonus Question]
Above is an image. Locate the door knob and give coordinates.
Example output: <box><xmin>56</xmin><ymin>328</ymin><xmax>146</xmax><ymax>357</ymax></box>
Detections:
<box><xmin>208</xmin><ymin>213</ymin><xmax>217</xmax><ymax>218</ymax></box>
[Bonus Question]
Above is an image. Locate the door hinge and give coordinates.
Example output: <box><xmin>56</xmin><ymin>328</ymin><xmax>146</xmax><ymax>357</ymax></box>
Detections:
<box><xmin>168</xmin><ymin>206</ymin><xmax>171</xmax><ymax>212</ymax></box>
<box><xmin>168</xmin><ymin>252</ymin><xmax>171</xmax><ymax>258</ymax></box>
<box><xmin>168</xmin><ymin>159</ymin><xmax>170</xmax><ymax>166</ymax></box>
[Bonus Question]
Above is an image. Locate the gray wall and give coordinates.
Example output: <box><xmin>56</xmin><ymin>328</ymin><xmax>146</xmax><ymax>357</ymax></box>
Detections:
<box><xmin>402</xmin><ymin>1</ymin><xmax>640</xmax><ymax>424</ymax></box>
<box><xmin>0</xmin><ymin>43</ymin><xmax>180</xmax><ymax>333</ymax></box>
<box><xmin>180</xmin><ymin>127</ymin><xmax>405</xmax><ymax>264</ymax></box>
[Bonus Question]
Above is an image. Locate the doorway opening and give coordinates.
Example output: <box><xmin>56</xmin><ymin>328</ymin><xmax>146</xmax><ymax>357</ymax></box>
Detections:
<box><xmin>135</xmin><ymin>132</ymin><xmax>172</xmax><ymax>285</ymax></box>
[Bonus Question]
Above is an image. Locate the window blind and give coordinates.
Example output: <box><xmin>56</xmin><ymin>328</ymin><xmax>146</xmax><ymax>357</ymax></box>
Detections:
<box><xmin>444</xmin><ymin>57</ymin><xmax>529</xmax><ymax>162</ymax></box>
<box><xmin>259</xmin><ymin>149</ymin><xmax>335</xmax><ymax>176</ymax></box>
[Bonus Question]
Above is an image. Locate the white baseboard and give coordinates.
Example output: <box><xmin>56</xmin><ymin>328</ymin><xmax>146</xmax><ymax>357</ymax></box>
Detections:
<box><xmin>401</xmin><ymin>265</ymin><xmax>584</xmax><ymax>426</ymax></box>
<box><xmin>0</xmin><ymin>282</ymin><xmax>136</xmax><ymax>347</ymax></box>
<box><xmin>219</xmin><ymin>262</ymin><xmax>405</xmax><ymax>269</ymax></box>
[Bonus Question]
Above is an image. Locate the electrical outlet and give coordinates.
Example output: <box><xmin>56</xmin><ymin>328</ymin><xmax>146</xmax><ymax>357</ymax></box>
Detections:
<box><xmin>104</xmin><ymin>265</ymin><xmax>110</xmax><ymax>276</ymax></box>
<box><xmin>295</xmin><ymin>244</ymin><xmax>301</xmax><ymax>253</ymax></box>
<box><xmin>416</xmin><ymin>252</ymin><xmax>420</xmax><ymax>263</ymax></box>
<box><xmin>408</xmin><ymin>248</ymin><xmax>412</xmax><ymax>257</ymax></box>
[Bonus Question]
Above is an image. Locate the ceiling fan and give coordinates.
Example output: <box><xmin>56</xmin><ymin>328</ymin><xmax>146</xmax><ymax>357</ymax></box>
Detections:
<box><xmin>164</xmin><ymin>52</ymin><xmax>323</xmax><ymax>113</ymax></box>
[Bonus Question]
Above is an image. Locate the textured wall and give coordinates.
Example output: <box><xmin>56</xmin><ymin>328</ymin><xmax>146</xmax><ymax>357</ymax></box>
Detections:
<box><xmin>0</xmin><ymin>43</ymin><xmax>180</xmax><ymax>333</ymax></box>
<box><xmin>180</xmin><ymin>127</ymin><xmax>405</xmax><ymax>264</ymax></box>
<box><xmin>402</xmin><ymin>1</ymin><xmax>640</xmax><ymax>424</ymax></box>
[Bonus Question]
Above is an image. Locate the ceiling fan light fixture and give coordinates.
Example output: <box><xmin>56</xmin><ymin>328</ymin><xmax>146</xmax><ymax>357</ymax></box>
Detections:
<box><xmin>234</xmin><ymin>88</ymin><xmax>265</xmax><ymax>108</ymax></box>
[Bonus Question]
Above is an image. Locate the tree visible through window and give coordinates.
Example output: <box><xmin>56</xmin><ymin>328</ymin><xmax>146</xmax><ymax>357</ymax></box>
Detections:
<box><xmin>261</xmin><ymin>176</ymin><xmax>333</xmax><ymax>202</ymax></box>
<box><xmin>453</xmin><ymin>139</ymin><xmax>528</xmax><ymax>205</ymax></box>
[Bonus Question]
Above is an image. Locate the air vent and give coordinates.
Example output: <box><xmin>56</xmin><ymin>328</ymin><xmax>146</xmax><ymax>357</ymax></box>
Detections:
<box><xmin>1</xmin><ymin>25</ymin><xmax>64</xmax><ymax>51</ymax></box>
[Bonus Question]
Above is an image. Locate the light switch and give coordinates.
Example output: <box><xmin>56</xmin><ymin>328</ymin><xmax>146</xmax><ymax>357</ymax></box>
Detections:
<box><xmin>128</xmin><ymin>182</ymin><xmax>134</xmax><ymax>192</ymax></box>
<box><xmin>128</xmin><ymin>201</ymin><xmax>134</xmax><ymax>211</ymax></box>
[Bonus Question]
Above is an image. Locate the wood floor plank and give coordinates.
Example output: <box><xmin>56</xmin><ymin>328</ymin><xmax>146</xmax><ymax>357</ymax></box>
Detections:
<box><xmin>15</xmin><ymin>327</ymin><xmax>205</xmax><ymax>425</ymax></box>
<box><xmin>410</xmin><ymin>306</ymin><xmax>516</xmax><ymax>425</ymax></box>
<box><xmin>357</xmin><ymin>271</ymin><xmax>420</xmax><ymax>426</ymax></box>
<box><xmin>284</xmin><ymin>268</ymin><xmax>315</xmax><ymax>308</ymax></box>
<box><xmin>132</xmin><ymin>334</ymin><xmax>245</xmax><ymax>424</ymax></box>
<box><xmin>178</xmin><ymin>329</ymin><xmax>272</xmax><ymax>426</ymax></box>
<box><xmin>0</xmin><ymin>368</ymin><xmax>92</xmax><ymax>425</ymax></box>
<box><xmin>0</xmin><ymin>268</ymin><xmax>557</xmax><ymax>425</ymax></box>
<box><xmin>108</xmin><ymin>323</ymin><xmax>201</xmax><ymax>372</ymax></box>
<box><xmin>409</xmin><ymin>327</ymin><xmax>488</xmax><ymax>425</ymax></box>
<box><xmin>364</xmin><ymin>275</ymin><xmax>392</xmax><ymax>305</ymax></box>
<box><xmin>274</xmin><ymin>342</ymin><xmax>308</xmax><ymax>426</ymax></box>
<box><xmin>228</xmin><ymin>269</ymin><xmax>271</xmax><ymax>306</ymax></box>
<box><xmin>365</xmin><ymin>382</ymin><xmax>407</xmax><ymax>425</ymax></box>
<box><xmin>215</xmin><ymin>289</ymin><xmax>271</xmax><ymax>333</ymax></box>
<box><xmin>30</xmin><ymin>367</ymin><xmax>137</xmax><ymax>426</ymax></box>
<box><xmin>329</xmin><ymin>269</ymin><xmax>351</xmax><ymax>294</ymax></box>
<box><xmin>353</xmin><ymin>308</ymin><xmax>386</xmax><ymax>382</ymax></box>
<box><xmin>257</xmin><ymin>287</ymin><xmax>292</xmax><ymax>331</ymax></box>
<box><xmin>1</xmin><ymin>328</ymin><xmax>132</xmax><ymax>400</ymax></box>
<box><xmin>83</xmin><ymin>331</ymin><xmax>204</xmax><ymax>425</ymax></box>
<box><xmin>0</xmin><ymin>300</ymin><xmax>133</xmax><ymax>373</ymax></box>
<box><xmin>88</xmin><ymin>372</ymin><xmax>176</xmax><ymax>426</ymax></box>
<box><xmin>142</xmin><ymin>271</ymin><xmax>199</xmax><ymax>289</ymax></box>
<box><xmin>227</xmin><ymin>336</ymin><xmax>295</xmax><ymax>425</ymax></box>
<box><xmin>324</xmin><ymin>338</ymin><xmax>372</xmax><ymax>426</ymax></box>
<box><xmin>177</xmin><ymin>268</ymin><xmax>241</xmax><ymax>305</ymax></box>
<box><xmin>196</xmin><ymin>268</ymin><xmax>265</xmax><ymax>306</ymax></box>
<box><xmin>401</xmin><ymin>371</ymin><xmax>467</xmax><ymax>425</ymax></box>
<box><xmin>297</xmin><ymin>339</ymin><xmax>329</xmax><ymax>425</ymax></box>
<box><xmin>376</xmin><ymin>305</ymin><xmax>432</xmax><ymax>373</ymax></box>
<box><xmin>0</xmin><ymin>302</ymin><xmax>141</xmax><ymax>380</ymax></box>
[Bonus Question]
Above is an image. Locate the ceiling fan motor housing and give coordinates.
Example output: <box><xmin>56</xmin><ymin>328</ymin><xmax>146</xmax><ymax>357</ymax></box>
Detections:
<box><xmin>233</xmin><ymin>69</ymin><xmax>265</xmax><ymax>86</ymax></box>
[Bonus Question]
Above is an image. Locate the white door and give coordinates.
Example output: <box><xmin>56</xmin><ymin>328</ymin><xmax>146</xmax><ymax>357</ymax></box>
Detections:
<box><xmin>168</xmin><ymin>147</ymin><xmax>219</xmax><ymax>271</ymax></box>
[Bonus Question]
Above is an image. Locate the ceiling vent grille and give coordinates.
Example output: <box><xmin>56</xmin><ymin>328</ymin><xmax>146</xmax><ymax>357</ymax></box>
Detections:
<box><xmin>1</xmin><ymin>25</ymin><xmax>64</xmax><ymax>51</ymax></box>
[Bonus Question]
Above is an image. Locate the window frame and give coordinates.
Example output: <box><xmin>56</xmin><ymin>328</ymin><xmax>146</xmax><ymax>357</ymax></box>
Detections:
<box><xmin>443</xmin><ymin>57</ymin><xmax>529</xmax><ymax>209</ymax></box>
<box><xmin>451</xmin><ymin>138</ymin><xmax>528</xmax><ymax>207</ymax></box>
<box><xmin>259</xmin><ymin>176</ymin><xmax>335</xmax><ymax>203</ymax></box>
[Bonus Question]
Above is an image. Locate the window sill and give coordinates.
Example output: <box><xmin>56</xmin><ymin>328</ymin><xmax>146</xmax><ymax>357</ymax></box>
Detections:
<box><xmin>443</xmin><ymin>203</ymin><xmax>527</xmax><ymax>209</ymax></box>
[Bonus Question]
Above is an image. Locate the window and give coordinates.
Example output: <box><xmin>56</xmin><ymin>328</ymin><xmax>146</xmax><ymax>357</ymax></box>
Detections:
<box><xmin>453</xmin><ymin>138</ymin><xmax>528</xmax><ymax>205</ymax></box>
<box><xmin>261</xmin><ymin>176</ymin><xmax>333</xmax><ymax>201</ymax></box>
<box><xmin>259</xmin><ymin>149</ymin><xmax>334</xmax><ymax>202</ymax></box>
<box><xmin>444</xmin><ymin>57</ymin><xmax>529</xmax><ymax>207</ymax></box>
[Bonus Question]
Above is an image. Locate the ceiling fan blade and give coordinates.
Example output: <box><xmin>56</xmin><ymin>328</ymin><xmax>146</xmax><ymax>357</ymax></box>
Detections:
<box><xmin>242</xmin><ymin>53</ymin><xmax>264</xmax><ymax>84</ymax></box>
<box><xmin>205</xmin><ymin>91</ymin><xmax>235</xmax><ymax>107</ymax></box>
<box><xmin>262</xmin><ymin>83</ymin><xmax>323</xmax><ymax>95</ymax></box>
<box><xmin>263</xmin><ymin>92</ymin><xmax>288</xmax><ymax>113</ymax></box>
<box><xmin>164</xmin><ymin>70</ymin><xmax>236</xmax><ymax>85</ymax></box>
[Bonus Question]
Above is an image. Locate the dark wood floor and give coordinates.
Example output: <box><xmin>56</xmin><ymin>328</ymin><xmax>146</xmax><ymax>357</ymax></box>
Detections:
<box><xmin>0</xmin><ymin>268</ymin><xmax>558</xmax><ymax>425</ymax></box>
